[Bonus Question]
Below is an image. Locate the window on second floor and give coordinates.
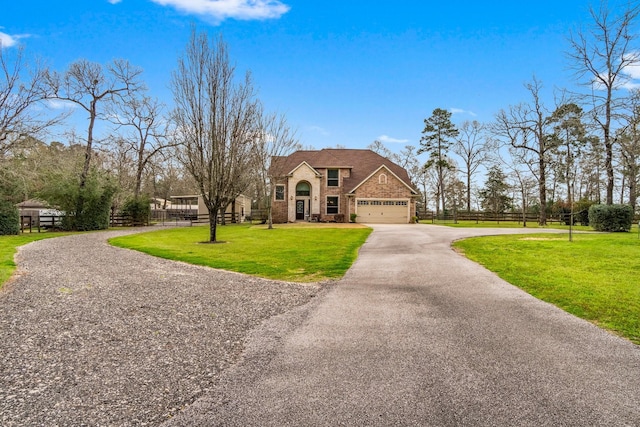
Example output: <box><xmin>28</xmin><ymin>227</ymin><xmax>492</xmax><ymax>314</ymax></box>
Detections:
<box><xmin>296</xmin><ymin>182</ymin><xmax>310</xmax><ymax>196</ymax></box>
<box><xmin>327</xmin><ymin>169</ymin><xmax>339</xmax><ymax>187</ymax></box>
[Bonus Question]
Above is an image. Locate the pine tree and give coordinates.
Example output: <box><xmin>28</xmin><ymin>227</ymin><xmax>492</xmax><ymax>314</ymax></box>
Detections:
<box><xmin>419</xmin><ymin>108</ymin><xmax>458</xmax><ymax>217</ymax></box>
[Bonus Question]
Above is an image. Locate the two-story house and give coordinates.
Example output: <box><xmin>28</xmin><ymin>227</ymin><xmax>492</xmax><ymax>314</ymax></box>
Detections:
<box><xmin>270</xmin><ymin>149</ymin><xmax>418</xmax><ymax>223</ymax></box>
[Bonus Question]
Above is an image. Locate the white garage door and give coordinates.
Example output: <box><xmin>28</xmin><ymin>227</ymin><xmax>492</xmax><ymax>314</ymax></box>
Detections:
<box><xmin>356</xmin><ymin>199</ymin><xmax>409</xmax><ymax>224</ymax></box>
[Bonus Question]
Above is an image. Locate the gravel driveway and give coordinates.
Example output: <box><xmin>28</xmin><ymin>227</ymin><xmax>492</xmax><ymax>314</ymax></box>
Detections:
<box><xmin>0</xmin><ymin>227</ymin><xmax>321</xmax><ymax>426</ymax></box>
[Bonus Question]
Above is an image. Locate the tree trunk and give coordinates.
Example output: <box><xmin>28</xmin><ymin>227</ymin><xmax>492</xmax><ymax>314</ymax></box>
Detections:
<box><xmin>466</xmin><ymin>171</ymin><xmax>472</xmax><ymax>213</ymax></box>
<box><xmin>231</xmin><ymin>200</ymin><xmax>237</xmax><ymax>223</ymax></box>
<box><xmin>438</xmin><ymin>167</ymin><xmax>446</xmax><ymax>218</ymax></box>
<box><xmin>538</xmin><ymin>155</ymin><xmax>547</xmax><ymax>226</ymax></box>
<box><xmin>605</xmin><ymin>140</ymin><xmax>614</xmax><ymax>205</ymax></box>
<box><xmin>80</xmin><ymin>101</ymin><xmax>97</xmax><ymax>190</ymax></box>
<box><xmin>209</xmin><ymin>211</ymin><xmax>218</xmax><ymax>242</ymax></box>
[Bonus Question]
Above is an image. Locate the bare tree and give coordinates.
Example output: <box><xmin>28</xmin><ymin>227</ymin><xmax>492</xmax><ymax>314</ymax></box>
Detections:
<box><xmin>171</xmin><ymin>30</ymin><xmax>261</xmax><ymax>242</ymax></box>
<box><xmin>0</xmin><ymin>45</ymin><xmax>61</xmax><ymax>159</ymax></box>
<box><xmin>617</xmin><ymin>89</ymin><xmax>640</xmax><ymax>213</ymax></box>
<box><xmin>492</xmin><ymin>78</ymin><xmax>557</xmax><ymax>225</ymax></box>
<box><xmin>255</xmin><ymin>111</ymin><xmax>299</xmax><ymax>229</ymax></box>
<box><xmin>503</xmin><ymin>160</ymin><xmax>537</xmax><ymax>227</ymax></box>
<box><xmin>45</xmin><ymin>59</ymin><xmax>143</xmax><ymax>189</ymax></box>
<box><xmin>44</xmin><ymin>59</ymin><xmax>143</xmax><ymax>226</ymax></box>
<box><xmin>108</xmin><ymin>94</ymin><xmax>174</xmax><ymax>198</ymax></box>
<box><xmin>567</xmin><ymin>1</ymin><xmax>640</xmax><ymax>204</ymax></box>
<box><xmin>452</xmin><ymin>120</ymin><xmax>492</xmax><ymax>212</ymax></box>
<box><xmin>367</xmin><ymin>139</ymin><xmax>393</xmax><ymax>158</ymax></box>
<box><xmin>577</xmin><ymin>135</ymin><xmax>604</xmax><ymax>202</ymax></box>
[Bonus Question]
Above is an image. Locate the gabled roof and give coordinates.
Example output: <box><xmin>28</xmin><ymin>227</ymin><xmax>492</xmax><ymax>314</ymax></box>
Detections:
<box><xmin>348</xmin><ymin>164</ymin><xmax>418</xmax><ymax>195</ymax></box>
<box><xmin>271</xmin><ymin>148</ymin><xmax>417</xmax><ymax>193</ymax></box>
<box><xmin>288</xmin><ymin>160</ymin><xmax>322</xmax><ymax>177</ymax></box>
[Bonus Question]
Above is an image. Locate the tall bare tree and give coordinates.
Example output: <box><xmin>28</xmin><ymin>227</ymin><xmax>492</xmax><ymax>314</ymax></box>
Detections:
<box><xmin>452</xmin><ymin>120</ymin><xmax>492</xmax><ymax>212</ymax></box>
<box><xmin>492</xmin><ymin>78</ymin><xmax>557</xmax><ymax>225</ymax></box>
<box><xmin>108</xmin><ymin>94</ymin><xmax>174</xmax><ymax>198</ymax></box>
<box><xmin>501</xmin><ymin>152</ymin><xmax>537</xmax><ymax>227</ymax></box>
<box><xmin>45</xmin><ymin>59</ymin><xmax>143</xmax><ymax>189</ymax></box>
<box><xmin>171</xmin><ymin>30</ymin><xmax>261</xmax><ymax>242</ymax></box>
<box><xmin>44</xmin><ymin>59</ymin><xmax>143</xmax><ymax>227</ymax></box>
<box><xmin>617</xmin><ymin>89</ymin><xmax>640</xmax><ymax>213</ymax></box>
<box><xmin>567</xmin><ymin>1</ymin><xmax>640</xmax><ymax>204</ymax></box>
<box><xmin>0</xmin><ymin>45</ymin><xmax>61</xmax><ymax>159</ymax></box>
<box><xmin>255</xmin><ymin>111</ymin><xmax>299</xmax><ymax>229</ymax></box>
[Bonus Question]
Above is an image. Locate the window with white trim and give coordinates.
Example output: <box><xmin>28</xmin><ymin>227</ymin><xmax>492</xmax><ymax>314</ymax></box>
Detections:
<box><xmin>327</xmin><ymin>196</ymin><xmax>339</xmax><ymax>214</ymax></box>
<box><xmin>296</xmin><ymin>182</ymin><xmax>310</xmax><ymax>196</ymax></box>
<box><xmin>327</xmin><ymin>169</ymin><xmax>339</xmax><ymax>187</ymax></box>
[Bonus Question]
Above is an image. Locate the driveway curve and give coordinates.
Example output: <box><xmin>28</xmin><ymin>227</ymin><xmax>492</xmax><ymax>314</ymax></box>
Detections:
<box><xmin>0</xmin><ymin>228</ymin><xmax>321</xmax><ymax>426</ymax></box>
<box><xmin>166</xmin><ymin>224</ymin><xmax>640</xmax><ymax>426</ymax></box>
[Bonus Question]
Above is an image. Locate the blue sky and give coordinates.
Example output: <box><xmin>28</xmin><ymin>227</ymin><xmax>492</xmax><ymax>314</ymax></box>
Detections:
<box><xmin>1</xmin><ymin>0</ymin><xmax>626</xmax><ymax>151</ymax></box>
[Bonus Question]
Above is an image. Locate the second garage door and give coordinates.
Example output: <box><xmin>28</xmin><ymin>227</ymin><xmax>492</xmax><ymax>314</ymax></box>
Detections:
<box><xmin>356</xmin><ymin>199</ymin><xmax>409</xmax><ymax>224</ymax></box>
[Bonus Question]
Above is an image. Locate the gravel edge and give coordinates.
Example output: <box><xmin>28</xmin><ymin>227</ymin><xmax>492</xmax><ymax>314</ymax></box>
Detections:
<box><xmin>0</xmin><ymin>228</ymin><xmax>323</xmax><ymax>426</ymax></box>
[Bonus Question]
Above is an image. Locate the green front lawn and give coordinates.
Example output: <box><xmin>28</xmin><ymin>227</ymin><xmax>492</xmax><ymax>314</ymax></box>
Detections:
<box><xmin>453</xmin><ymin>232</ymin><xmax>640</xmax><ymax>345</ymax></box>
<box><xmin>423</xmin><ymin>219</ymin><xmax>595</xmax><ymax>231</ymax></box>
<box><xmin>110</xmin><ymin>223</ymin><xmax>372</xmax><ymax>283</ymax></box>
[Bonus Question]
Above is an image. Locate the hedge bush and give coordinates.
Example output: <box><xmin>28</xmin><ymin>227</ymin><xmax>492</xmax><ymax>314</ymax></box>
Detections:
<box><xmin>588</xmin><ymin>204</ymin><xmax>633</xmax><ymax>232</ymax></box>
<box><xmin>0</xmin><ymin>199</ymin><xmax>19</xmax><ymax>235</ymax></box>
<box><xmin>39</xmin><ymin>170</ymin><xmax>116</xmax><ymax>231</ymax></box>
<box><xmin>121</xmin><ymin>196</ymin><xmax>151</xmax><ymax>226</ymax></box>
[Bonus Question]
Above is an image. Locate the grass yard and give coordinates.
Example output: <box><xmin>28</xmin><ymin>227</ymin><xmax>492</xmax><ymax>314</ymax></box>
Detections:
<box><xmin>423</xmin><ymin>219</ymin><xmax>596</xmax><ymax>231</ymax></box>
<box><xmin>453</xmin><ymin>232</ymin><xmax>640</xmax><ymax>345</ymax></box>
<box><xmin>0</xmin><ymin>232</ymin><xmax>74</xmax><ymax>288</ymax></box>
<box><xmin>109</xmin><ymin>223</ymin><xmax>372</xmax><ymax>283</ymax></box>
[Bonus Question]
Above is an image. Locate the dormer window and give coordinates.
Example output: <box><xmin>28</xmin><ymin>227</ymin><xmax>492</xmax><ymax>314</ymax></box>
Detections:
<box><xmin>327</xmin><ymin>169</ymin><xmax>339</xmax><ymax>187</ymax></box>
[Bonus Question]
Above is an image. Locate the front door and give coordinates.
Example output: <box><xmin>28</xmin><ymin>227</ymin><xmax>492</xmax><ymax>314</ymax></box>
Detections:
<box><xmin>296</xmin><ymin>200</ymin><xmax>305</xmax><ymax>220</ymax></box>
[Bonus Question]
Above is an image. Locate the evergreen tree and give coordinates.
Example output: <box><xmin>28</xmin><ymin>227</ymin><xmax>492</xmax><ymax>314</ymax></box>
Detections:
<box><xmin>419</xmin><ymin>108</ymin><xmax>458</xmax><ymax>217</ymax></box>
<box><xmin>480</xmin><ymin>166</ymin><xmax>512</xmax><ymax>215</ymax></box>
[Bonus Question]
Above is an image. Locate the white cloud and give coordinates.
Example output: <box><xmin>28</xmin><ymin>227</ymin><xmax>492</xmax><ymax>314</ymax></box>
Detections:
<box><xmin>46</xmin><ymin>99</ymin><xmax>77</xmax><ymax>110</ymax></box>
<box><xmin>0</xmin><ymin>32</ymin><xmax>22</xmax><ymax>48</ymax></box>
<box><xmin>450</xmin><ymin>108</ymin><xmax>477</xmax><ymax>117</ymax></box>
<box><xmin>108</xmin><ymin>0</ymin><xmax>122</xmax><ymax>4</ymax></box>
<box><xmin>151</xmin><ymin>0</ymin><xmax>291</xmax><ymax>23</ymax></box>
<box><xmin>620</xmin><ymin>56</ymin><xmax>640</xmax><ymax>90</ymax></box>
<box><xmin>377</xmin><ymin>134</ymin><xmax>409</xmax><ymax>144</ymax></box>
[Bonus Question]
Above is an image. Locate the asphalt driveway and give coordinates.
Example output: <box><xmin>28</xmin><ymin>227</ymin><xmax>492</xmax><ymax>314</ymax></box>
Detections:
<box><xmin>166</xmin><ymin>224</ymin><xmax>640</xmax><ymax>426</ymax></box>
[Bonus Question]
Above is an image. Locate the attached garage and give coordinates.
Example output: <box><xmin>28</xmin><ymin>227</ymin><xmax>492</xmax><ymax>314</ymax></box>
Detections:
<box><xmin>356</xmin><ymin>199</ymin><xmax>410</xmax><ymax>224</ymax></box>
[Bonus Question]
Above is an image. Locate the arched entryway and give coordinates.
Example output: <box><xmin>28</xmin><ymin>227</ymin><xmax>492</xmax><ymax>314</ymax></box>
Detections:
<box><xmin>295</xmin><ymin>181</ymin><xmax>311</xmax><ymax>221</ymax></box>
